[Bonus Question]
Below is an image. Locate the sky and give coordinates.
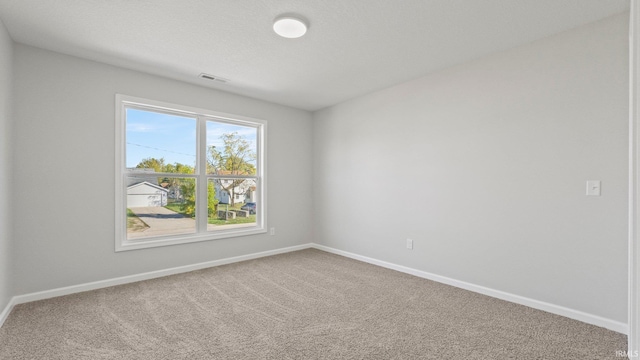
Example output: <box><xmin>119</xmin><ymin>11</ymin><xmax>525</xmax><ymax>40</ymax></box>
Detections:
<box><xmin>125</xmin><ymin>108</ymin><xmax>257</xmax><ymax>170</ymax></box>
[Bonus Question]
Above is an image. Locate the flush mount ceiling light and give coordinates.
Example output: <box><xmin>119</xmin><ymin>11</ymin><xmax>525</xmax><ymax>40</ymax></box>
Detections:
<box><xmin>273</xmin><ymin>15</ymin><xmax>308</xmax><ymax>39</ymax></box>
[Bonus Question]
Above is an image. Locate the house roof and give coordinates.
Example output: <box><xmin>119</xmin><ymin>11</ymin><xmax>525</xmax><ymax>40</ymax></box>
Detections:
<box><xmin>127</xmin><ymin>181</ymin><xmax>169</xmax><ymax>193</ymax></box>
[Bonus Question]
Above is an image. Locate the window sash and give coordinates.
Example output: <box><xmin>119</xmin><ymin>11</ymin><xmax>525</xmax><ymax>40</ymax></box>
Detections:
<box><xmin>115</xmin><ymin>94</ymin><xmax>266</xmax><ymax>252</ymax></box>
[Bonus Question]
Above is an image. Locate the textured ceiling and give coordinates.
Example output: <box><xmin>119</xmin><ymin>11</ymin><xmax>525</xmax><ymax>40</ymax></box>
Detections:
<box><xmin>0</xmin><ymin>0</ymin><xmax>630</xmax><ymax>111</ymax></box>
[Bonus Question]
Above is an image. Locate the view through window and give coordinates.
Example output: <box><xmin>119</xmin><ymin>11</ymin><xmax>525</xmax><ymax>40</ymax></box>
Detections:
<box><xmin>116</xmin><ymin>95</ymin><xmax>265</xmax><ymax>251</ymax></box>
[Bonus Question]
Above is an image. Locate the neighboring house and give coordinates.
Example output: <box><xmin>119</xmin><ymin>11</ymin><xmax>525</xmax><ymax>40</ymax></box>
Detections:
<box><xmin>215</xmin><ymin>179</ymin><xmax>256</xmax><ymax>204</ymax></box>
<box><xmin>127</xmin><ymin>181</ymin><xmax>168</xmax><ymax>207</ymax></box>
<box><xmin>127</xmin><ymin>168</ymin><xmax>181</xmax><ymax>201</ymax></box>
<box><xmin>126</xmin><ymin>168</ymin><xmax>160</xmax><ymax>187</ymax></box>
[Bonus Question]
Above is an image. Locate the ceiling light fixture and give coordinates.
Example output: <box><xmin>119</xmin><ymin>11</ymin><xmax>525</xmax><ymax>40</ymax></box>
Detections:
<box><xmin>273</xmin><ymin>15</ymin><xmax>308</xmax><ymax>39</ymax></box>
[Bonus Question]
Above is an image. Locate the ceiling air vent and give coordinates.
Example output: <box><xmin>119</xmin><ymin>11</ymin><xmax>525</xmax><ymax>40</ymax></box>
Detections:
<box><xmin>199</xmin><ymin>73</ymin><xmax>229</xmax><ymax>83</ymax></box>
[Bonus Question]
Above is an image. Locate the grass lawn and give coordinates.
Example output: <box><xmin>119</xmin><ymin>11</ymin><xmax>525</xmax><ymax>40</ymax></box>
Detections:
<box><xmin>164</xmin><ymin>202</ymin><xmax>182</xmax><ymax>214</ymax></box>
<box><xmin>210</xmin><ymin>203</ymin><xmax>257</xmax><ymax>225</ymax></box>
<box><xmin>164</xmin><ymin>202</ymin><xmax>256</xmax><ymax>226</ymax></box>
<box><xmin>208</xmin><ymin>215</ymin><xmax>256</xmax><ymax>225</ymax></box>
<box><xmin>126</xmin><ymin>208</ymin><xmax>149</xmax><ymax>232</ymax></box>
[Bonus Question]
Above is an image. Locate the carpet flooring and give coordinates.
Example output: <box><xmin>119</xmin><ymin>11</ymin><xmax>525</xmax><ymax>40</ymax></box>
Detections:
<box><xmin>0</xmin><ymin>249</ymin><xmax>628</xmax><ymax>359</ymax></box>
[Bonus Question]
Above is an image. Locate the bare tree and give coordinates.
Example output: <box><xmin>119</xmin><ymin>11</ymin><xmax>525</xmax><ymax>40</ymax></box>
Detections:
<box><xmin>208</xmin><ymin>132</ymin><xmax>256</xmax><ymax>206</ymax></box>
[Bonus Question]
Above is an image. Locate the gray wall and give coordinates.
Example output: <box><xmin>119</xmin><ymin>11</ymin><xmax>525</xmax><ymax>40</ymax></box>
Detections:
<box><xmin>312</xmin><ymin>14</ymin><xmax>629</xmax><ymax>323</ymax></box>
<box><xmin>0</xmin><ymin>19</ymin><xmax>13</xmax><ymax>312</ymax></box>
<box><xmin>11</xmin><ymin>44</ymin><xmax>313</xmax><ymax>295</ymax></box>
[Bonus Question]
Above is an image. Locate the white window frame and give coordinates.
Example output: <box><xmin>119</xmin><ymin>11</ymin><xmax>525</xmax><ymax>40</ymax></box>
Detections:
<box><xmin>115</xmin><ymin>94</ymin><xmax>267</xmax><ymax>252</ymax></box>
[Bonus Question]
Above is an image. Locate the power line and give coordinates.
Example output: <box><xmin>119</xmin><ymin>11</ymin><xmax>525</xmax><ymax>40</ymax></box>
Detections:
<box><xmin>126</xmin><ymin>142</ymin><xmax>196</xmax><ymax>157</ymax></box>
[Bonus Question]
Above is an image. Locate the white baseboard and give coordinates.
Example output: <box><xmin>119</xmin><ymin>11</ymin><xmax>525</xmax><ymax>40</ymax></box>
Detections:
<box><xmin>0</xmin><ymin>297</ymin><xmax>16</xmax><ymax>329</ymax></box>
<box><xmin>311</xmin><ymin>244</ymin><xmax>629</xmax><ymax>335</ymax></box>
<box><xmin>0</xmin><ymin>243</ymin><xmax>313</xmax><ymax>327</ymax></box>
<box><xmin>1</xmin><ymin>242</ymin><xmax>628</xmax><ymax>335</ymax></box>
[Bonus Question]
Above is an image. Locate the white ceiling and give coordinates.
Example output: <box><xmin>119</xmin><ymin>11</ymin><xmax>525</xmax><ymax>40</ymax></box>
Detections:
<box><xmin>0</xmin><ymin>0</ymin><xmax>630</xmax><ymax>111</ymax></box>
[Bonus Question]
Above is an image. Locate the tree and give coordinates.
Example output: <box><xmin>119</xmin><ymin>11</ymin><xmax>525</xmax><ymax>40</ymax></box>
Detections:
<box><xmin>208</xmin><ymin>132</ymin><xmax>256</xmax><ymax>206</ymax></box>
<box><xmin>135</xmin><ymin>157</ymin><xmax>217</xmax><ymax>217</ymax></box>
<box><xmin>164</xmin><ymin>162</ymin><xmax>195</xmax><ymax>174</ymax></box>
<box><xmin>174</xmin><ymin>181</ymin><xmax>219</xmax><ymax>218</ymax></box>
<box><xmin>136</xmin><ymin>157</ymin><xmax>166</xmax><ymax>173</ymax></box>
<box><xmin>136</xmin><ymin>157</ymin><xmax>194</xmax><ymax>175</ymax></box>
<box><xmin>208</xmin><ymin>181</ymin><xmax>219</xmax><ymax>217</ymax></box>
<box><xmin>179</xmin><ymin>180</ymin><xmax>196</xmax><ymax>217</ymax></box>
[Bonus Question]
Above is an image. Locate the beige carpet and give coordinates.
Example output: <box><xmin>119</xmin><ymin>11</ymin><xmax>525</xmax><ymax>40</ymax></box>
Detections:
<box><xmin>0</xmin><ymin>249</ymin><xmax>627</xmax><ymax>359</ymax></box>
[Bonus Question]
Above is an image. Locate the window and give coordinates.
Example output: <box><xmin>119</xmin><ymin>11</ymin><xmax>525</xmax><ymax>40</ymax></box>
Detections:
<box><xmin>115</xmin><ymin>95</ymin><xmax>266</xmax><ymax>251</ymax></box>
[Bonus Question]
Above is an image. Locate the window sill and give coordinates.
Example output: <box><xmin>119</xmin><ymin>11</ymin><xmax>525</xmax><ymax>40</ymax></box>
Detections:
<box><xmin>116</xmin><ymin>226</ymin><xmax>267</xmax><ymax>252</ymax></box>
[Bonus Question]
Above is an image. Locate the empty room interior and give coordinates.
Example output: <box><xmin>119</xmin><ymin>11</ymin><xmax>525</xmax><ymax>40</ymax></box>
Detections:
<box><xmin>1</xmin><ymin>0</ymin><xmax>640</xmax><ymax>359</ymax></box>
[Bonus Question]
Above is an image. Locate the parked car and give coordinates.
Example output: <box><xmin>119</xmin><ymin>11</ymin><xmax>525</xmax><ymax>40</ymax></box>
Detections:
<box><xmin>241</xmin><ymin>202</ymin><xmax>256</xmax><ymax>214</ymax></box>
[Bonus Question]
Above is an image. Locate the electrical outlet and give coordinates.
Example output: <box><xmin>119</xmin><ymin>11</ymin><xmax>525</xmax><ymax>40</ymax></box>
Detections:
<box><xmin>586</xmin><ymin>180</ymin><xmax>601</xmax><ymax>196</ymax></box>
<box><xmin>270</xmin><ymin>227</ymin><xmax>276</xmax><ymax>236</ymax></box>
<box><xmin>406</xmin><ymin>238</ymin><xmax>413</xmax><ymax>250</ymax></box>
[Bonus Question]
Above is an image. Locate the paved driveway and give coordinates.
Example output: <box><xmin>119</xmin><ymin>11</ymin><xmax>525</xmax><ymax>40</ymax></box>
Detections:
<box><xmin>128</xmin><ymin>206</ymin><xmax>196</xmax><ymax>239</ymax></box>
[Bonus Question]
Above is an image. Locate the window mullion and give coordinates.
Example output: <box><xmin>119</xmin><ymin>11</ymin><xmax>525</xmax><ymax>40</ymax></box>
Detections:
<box><xmin>196</xmin><ymin>116</ymin><xmax>208</xmax><ymax>233</ymax></box>
<box><xmin>127</xmin><ymin>172</ymin><xmax>198</xmax><ymax>179</ymax></box>
<box><xmin>117</xmin><ymin>94</ymin><xmax>266</xmax><ymax>252</ymax></box>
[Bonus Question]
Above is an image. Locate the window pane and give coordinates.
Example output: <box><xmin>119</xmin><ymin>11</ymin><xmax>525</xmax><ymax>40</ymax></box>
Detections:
<box><xmin>126</xmin><ymin>176</ymin><xmax>197</xmax><ymax>239</ymax></box>
<box><xmin>117</xmin><ymin>95</ymin><xmax>266</xmax><ymax>251</ymax></box>
<box><xmin>126</xmin><ymin>108</ymin><xmax>197</xmax><ymax>174</ymax></box>
<box><xmin>206</xmin><ymin>121</ymin><xmax>257</xmax><ymax>176</ymax></box>
<box><xmin>207</xmin><ymin>178</ymin><xmax>257</xmax><ymax>231</ymax></box>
